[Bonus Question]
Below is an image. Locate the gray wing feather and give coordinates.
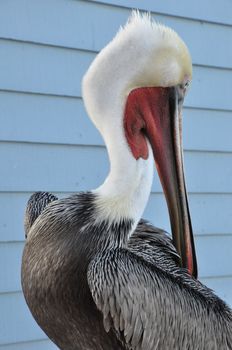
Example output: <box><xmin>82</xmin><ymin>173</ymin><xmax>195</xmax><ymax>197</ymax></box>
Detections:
<box><xmin>88</xmin><ymin>249</ymin><xmax>174</xmax><ymax>349</ymax></box>
<box><xmin>24</xmin><ymin>191</ymin><xmax>58</xmax><ymax>238</ymax></box>
<box><xmin>129</xmin><ymin>219</ymin><xmax>179</xmax><ymax>270</ymax></box>
<box><xmin>88</xmin><ymin>248</ymin><xmax>232</xmax><ymax>350</ymax></box>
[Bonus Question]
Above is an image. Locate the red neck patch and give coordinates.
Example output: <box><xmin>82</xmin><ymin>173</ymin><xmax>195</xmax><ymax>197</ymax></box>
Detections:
<box><xmin>123</xmin><ymin>87</ymin><xmax>169</xmax><ymax>160</ymax></box>
<box><xmin>123</xmin><ymin>88</ymin><xmax>149</xmax><ymax>160</ymax></box>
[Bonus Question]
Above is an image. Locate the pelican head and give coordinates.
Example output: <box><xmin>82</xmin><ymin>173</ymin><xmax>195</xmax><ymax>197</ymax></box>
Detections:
<box><xmin>83</xmin><ymin>12</ymin><xmax>192</xmax><ymax>127</ymax></box>
<box><xmin>82</xmin><ymin>12</ymin><xmax>197</xmax><ymax>277</ymax></box>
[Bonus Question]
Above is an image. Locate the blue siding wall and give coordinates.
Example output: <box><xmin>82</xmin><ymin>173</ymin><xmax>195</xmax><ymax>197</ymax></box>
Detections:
<box><xmin>0</xmin><ymin>1</ymin><xmax>232</xmax><ymax>348</ymax></box>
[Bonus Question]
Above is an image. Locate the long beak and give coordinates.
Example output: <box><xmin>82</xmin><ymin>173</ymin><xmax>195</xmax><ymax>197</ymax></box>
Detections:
<box><xmin>137</xmin><ymin>86</ymin><xmax>198</xmax><ymax>278</ymax></box>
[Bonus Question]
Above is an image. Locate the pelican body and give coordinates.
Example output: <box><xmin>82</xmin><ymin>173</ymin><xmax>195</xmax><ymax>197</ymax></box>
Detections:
<box><xmin>22</xmin><ymin>13</ymin><xmax>232</xmax><ymax>350</ymax></box>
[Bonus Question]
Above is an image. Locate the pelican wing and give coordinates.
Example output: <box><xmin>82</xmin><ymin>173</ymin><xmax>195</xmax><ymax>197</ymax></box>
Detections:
<box><xmin>87</xmin><ymin>247</ymin><xmax>232</xmax><ymax>349</ymax></box>
<box><xmin>88</xmin><ymin>249</ymin><xmax>161</xmax><ymax>349</ymax></box>
<box><xmin>129</xmin><ymin>219</ymin><xmax>180</xmax><ymax>270</ymax></box>
<box><xmin>88</xmin><ymin>249</ymin><xmax>187</xmax><ymax>349</ymax></box>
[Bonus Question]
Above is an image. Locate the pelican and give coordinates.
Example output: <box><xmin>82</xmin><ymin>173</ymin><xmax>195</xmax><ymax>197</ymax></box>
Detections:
<box><xmin>22</xmin><ymin>13</ymin><xmax>232</xmax><ymax>349</ymax></box>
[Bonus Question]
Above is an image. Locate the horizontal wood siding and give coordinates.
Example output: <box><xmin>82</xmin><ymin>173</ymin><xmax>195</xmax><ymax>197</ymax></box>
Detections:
<box><xmin>0</xmin><ymin>339</ymin><xmax>57</xmax><ymax>350</ymax></box>
<box><xmin>0</xmin><ymin>40</ymin><xmax>232</xmax><ymax>110</ymax></box>
<box><xmin>1</xmin><ymin>142</ymin><xmax>232</xmax><ymax>194</ymax></box>
<box><xmin>88</xmin><ymin>0</ymin><xmax>232</xmax><ymax>26</ymax></box>
<box><xmin>0</xmin><ymin>1</ymin><xmax>232</xmax><ymax>68</ymax></box>
<box><xmin>0</xmin><ymin>0</ymin><xmax>231</xmax><ymax>348</ymax></box>
<box><xmin>1</xmin><ymin>91</ymin><xmax>232</xmax><ymax>152</ymax></box>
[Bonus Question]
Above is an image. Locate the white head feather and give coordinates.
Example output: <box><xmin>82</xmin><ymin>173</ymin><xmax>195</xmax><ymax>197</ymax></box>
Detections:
<box><xmin>83</xmin><ymin>12</ymin><xmax>192</xmax><ymax>132</ymax></box>
<box><xmin>82</xmin><ymin>12</ymin><xmax>192</xmax><ymax>226</ymax></box>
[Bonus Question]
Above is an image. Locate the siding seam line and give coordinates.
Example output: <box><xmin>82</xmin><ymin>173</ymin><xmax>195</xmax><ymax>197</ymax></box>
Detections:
<box><xmin>0</xmin><ymin>37</ymin><xmax>232</xmax><ymax>71</ymax></box>
<box><xmin>84</xmin><ymin>0</ymin><xmax>232</xmax><ymax>27</ymax></box>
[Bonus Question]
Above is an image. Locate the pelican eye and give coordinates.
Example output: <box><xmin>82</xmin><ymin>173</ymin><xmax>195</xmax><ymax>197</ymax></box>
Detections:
<box><xmin>184</xmin><ymin>80</ymin><xmax>191</xmax><ymax>89</ymax></box>
<box><xmin>178</xmin><ymin>81</ymin><xmax>191</xmax><ymax>104</ymax></box>
<box><xmin>179</xmin><ymin>80</ymin><xmax>191</xmax><ymax>91</ymax></box>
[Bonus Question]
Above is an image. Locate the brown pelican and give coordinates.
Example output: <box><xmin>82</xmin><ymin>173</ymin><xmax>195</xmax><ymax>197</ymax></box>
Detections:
<box><xmin>22</xmin><ymin>13</ymin><xmax>232</xmax><ymax>350</ymax></box>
